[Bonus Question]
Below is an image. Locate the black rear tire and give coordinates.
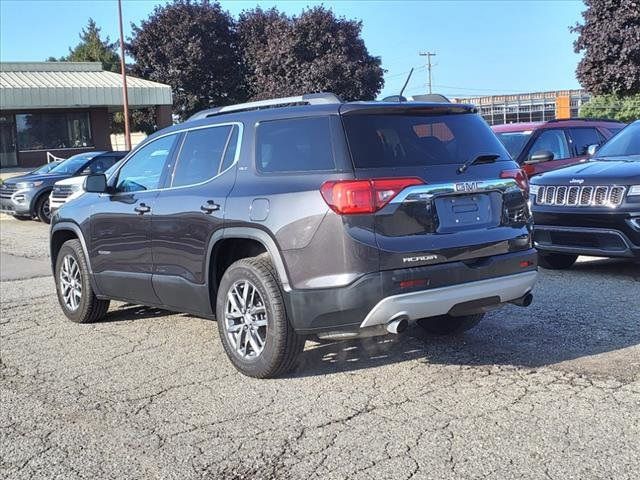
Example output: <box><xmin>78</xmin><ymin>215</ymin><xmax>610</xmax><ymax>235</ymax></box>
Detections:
<box><xmin>55</xmin><ymin>239</ymin><xmax>110</xmax><ymax>323</ymax></box>
<box><xmin>216</xmin><ymin>254</ymin><xmax>305</xmax><ymax>378</ymax></box>
<box><xmin>35</xmin><ymin>194</ymin><xmax>51</xmax><ymax>224</ymax></box>
<box><xmin>538</xmin><ymin>252</ymin><xmax>578</xmax><ymax>270</ymax></box>
<box><xmin>416</xmin><ymin>313</ymin><xmax>485</xmax><ymax>336</ymax></box>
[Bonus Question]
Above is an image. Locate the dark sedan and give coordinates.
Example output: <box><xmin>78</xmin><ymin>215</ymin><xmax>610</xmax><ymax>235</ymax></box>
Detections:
<box><xmin>0</xmin><ymin>151</ymin><xmax>127</xmax><ymax>223</ymax></box>
<box><xmin>530</xmin><ymin>120</ymin><xmax>640</xmax><ymax>269</ymax></box>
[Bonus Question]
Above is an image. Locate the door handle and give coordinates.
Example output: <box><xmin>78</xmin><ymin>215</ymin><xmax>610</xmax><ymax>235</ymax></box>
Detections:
<box><xmin>201</xmin><ymin>200</ymin><xmax>221</xmax><ymax>214</ymax></box>
<box><xmin>134</xmin><ymin>203</ymin><xmax>151</xmax><ymax>214</ymax></box>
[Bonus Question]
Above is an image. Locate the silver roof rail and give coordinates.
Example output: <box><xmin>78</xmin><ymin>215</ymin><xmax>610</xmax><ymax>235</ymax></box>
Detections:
<box><xmin>187</xmin><ymin>92</ymin><xmax>342</xmax><ymax>121</ymax></box>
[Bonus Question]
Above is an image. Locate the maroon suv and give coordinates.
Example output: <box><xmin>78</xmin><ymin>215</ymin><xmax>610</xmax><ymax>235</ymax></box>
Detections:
<box><xmin>492</xmin><ymin>119</ymin><xmax>624</xmax><ymax>177</ymax></box>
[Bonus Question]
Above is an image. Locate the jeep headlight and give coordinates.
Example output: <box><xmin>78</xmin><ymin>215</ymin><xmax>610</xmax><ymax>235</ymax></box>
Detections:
<box><xmin>16</xmin><ymin>181</ymin><xmax>43</xmax><ymax>189</ymax></box>
<box><xmin>628</xmin><ymin>185</ymin><xmax>640</xmax><ymax>196</ymax></box>
<box><xmin>70</xmin><ymin>184</ymin><xmax>83</xmax><ymax>193</ymax></box>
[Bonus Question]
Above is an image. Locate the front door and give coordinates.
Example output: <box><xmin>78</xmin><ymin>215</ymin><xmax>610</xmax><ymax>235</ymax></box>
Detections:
<box><xmin>0</xmin><ymin>114</ymin><xmax>17</xmax><ymax>168</ymax></box>
<box><xmin>90</xmin><ymin>133</ymin><xmax>180</xmax><ymax>304</ymax></box>
<box><xmin>151</xmin><ymin>123</ymin><xmax>241</xmax><ymax>314</ymax></box>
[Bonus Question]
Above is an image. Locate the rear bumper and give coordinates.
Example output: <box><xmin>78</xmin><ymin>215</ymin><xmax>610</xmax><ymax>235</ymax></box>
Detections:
<box><xmin>284</xmin><ymin>248</ymin><xmax>538</xmax><ymax>334</ymax></box>
<box><xmin>360</xmin><ymin>271</ymin><xmax>537</xmax><ymax>328</ymax></box>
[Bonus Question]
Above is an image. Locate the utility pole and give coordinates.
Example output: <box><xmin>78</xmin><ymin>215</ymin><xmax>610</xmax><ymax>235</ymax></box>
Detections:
<box><xmin>118</xmin><ymin>0</ymin><xmax>132</xmax><ymax>151</ymax></box>
<box><xmin>419</xmin><ymin>51</ymin><xmax>437</xmax><ymax>94</ymax></box>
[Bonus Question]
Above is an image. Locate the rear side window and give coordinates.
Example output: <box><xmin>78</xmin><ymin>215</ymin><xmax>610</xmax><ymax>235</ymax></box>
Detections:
<box><xmin>82</xmin><ymin>155</ymin><xmax>120</xmax><ymax>174</ymax></box>
<box><xmin>342</xmin><ymin>113</ymin><xmax>510</xmax><ymax>168</ymax></box>
<box><xmin>256</xmin><ymin>117</ymin><xmax>335</xmax><ymax>173</ymax></box>
<box><xmin>567</xmin><ymin>128</ymin><xmax>605</xmax><ymax>156</ymax></box>
<box><xmin>171</xmin><ymin>125</ymin><xmax>235</xmax><ymax>187</ymax></box>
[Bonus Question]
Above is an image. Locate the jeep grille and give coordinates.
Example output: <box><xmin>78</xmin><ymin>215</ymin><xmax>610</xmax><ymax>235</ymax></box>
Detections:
<box><xmin>536</xmin><ymin>185</ymin><xmax>626</xmax><ymax>207</ymax></box>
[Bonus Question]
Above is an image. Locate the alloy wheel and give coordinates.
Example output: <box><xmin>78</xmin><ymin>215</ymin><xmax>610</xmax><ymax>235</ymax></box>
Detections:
<box><xmin>224</xmin><ymin>280</ymin><xmax>268</xmax><ymax>359</ymax></box>
<box><xmin>59</xmin><ymin>254</ymin><xmax>82</xmax><ymax>311</ymax></box>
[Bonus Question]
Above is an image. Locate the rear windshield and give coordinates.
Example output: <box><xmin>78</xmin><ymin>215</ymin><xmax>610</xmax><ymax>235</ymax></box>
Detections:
<box><xmin>342</xmin><ymin>113</ymin><xmax>510</xmax><ymax>168</ymax></box>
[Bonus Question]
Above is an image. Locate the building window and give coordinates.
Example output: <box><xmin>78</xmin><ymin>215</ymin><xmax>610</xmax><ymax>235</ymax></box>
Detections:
<box><xmin>16</xmin><ymin>112</ymin><xmax>93</xmax><ymax>151</ymax></box>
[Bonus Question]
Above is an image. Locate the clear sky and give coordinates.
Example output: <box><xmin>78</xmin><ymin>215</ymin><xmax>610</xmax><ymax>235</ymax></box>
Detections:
<box><xmin>0</xmin><ymin>0</ymin><xmax>585</xmax><ymax>99</ymax></box>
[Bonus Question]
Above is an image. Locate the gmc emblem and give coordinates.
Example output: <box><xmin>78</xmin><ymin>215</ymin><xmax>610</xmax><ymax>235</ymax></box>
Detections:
<box><xmin>455</xmin><ymin>181</ymin><xmax>481</xmax><ymax>192</ymax></box>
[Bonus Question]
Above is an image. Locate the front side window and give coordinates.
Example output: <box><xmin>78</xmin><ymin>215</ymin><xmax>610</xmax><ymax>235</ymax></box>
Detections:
<box><xmin>81</xmin><ymin>155</ymin><xmax>121</xmax><ymax>175</ymax></box>
<box><xmin>116</xmin><ymin>135</ymin><xmax>178</xmax><ymax>192</ymax></box>
<box><xmin>568</xmin><ymin>128</ymin><xmax>605</xmax><ymax>156</ymax></box>
<box><xmin>257</xmin><ymin>117</ymin><xmax>335</xmax><ymax>173</ymax></box>
<box><xmin>171</xmin><ymin>125</ymin><xmax>236</xmax><ymax>187</ymax></box>
<box><xmin>16</xmin><ymin>112</ymin><xmax>93</xmax><ymax>150</ymax></box>
<box><xmin>529</xmin><ymin>130</ymin><xmax>570</xmax><ymax>160</ymax></box>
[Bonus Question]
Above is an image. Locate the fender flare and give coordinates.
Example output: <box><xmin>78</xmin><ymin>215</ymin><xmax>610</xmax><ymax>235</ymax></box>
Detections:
<box><xmin>206</xmin><ymin>227</ymin><xmax>291</xmax><ymax>292</ymax></box>
<box><xmin>50</xmin><ymin>221</ymin><xmax>93</xmax><ymax>274</ymax></box>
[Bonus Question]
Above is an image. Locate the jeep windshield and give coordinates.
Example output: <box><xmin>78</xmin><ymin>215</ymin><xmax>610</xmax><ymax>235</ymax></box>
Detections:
<box><xmin>342</xmin><ymin>112</ymin><xmax>510</xmax><ymax>168</ymax></box>
<box><xmin>495</xmin><ymin>131</ymin><xmax>532</xmax><ymax>159</ymax></box>
<box><xmin>596</xmin><ymin>122</ymin><xmax>640</xmax><ymax>160</ymax></box>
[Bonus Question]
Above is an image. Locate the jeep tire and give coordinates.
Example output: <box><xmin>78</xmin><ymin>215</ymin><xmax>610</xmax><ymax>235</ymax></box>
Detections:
<box><xmin>216</xmin><ymin>255</ymin><xmax>305</xmax><ymax>379</ymax></box>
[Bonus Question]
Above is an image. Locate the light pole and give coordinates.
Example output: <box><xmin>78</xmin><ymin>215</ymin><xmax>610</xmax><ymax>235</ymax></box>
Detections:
<box><xmin>118</xmin><ymin>0</ymin><xmax>132</xmax><ymax>150</ymax></box>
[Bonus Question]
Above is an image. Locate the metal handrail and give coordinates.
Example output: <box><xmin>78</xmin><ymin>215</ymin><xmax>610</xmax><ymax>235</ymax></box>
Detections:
<box><xmin>46</xmin><ymin>151</ymin><xmax>65</xmax><ymax>163</ymax></box>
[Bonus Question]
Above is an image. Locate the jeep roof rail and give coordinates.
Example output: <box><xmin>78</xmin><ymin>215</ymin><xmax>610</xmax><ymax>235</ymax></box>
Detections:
<box><xmin>187</xmin><ymin>92</ymin><xmax>343</xmax><ymax>121</ymax></box>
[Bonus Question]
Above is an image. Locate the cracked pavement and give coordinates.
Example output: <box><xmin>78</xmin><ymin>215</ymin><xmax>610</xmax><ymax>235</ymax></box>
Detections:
<box><xmin>1</xmin><ymin>215</ymin><xmax>639</xmax><ymax>479</ymax></box>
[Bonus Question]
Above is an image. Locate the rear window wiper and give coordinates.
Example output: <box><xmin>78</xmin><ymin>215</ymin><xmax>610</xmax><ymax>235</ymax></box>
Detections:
<box><xmin>457</xmin><ymin>154</ymin><xmax>501</xmax><ymax>174</ymax></box>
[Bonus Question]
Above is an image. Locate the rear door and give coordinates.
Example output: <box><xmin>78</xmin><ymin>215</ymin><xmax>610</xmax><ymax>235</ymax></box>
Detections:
<box><xmin>150</xmin><ymin>123</ymin><xmax>241</xmax><ymax>314</ymax></box>
<box><xmin>340</xmin><ymin>110</ymin><xmax>530</xmax><ymax>270</ymax></box>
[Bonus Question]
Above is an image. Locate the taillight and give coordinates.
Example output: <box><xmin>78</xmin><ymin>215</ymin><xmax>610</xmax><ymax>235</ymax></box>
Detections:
<box><xmin>500</xmin><ymin>169</ymin><xmax>529</xmax><ymax>194</ymax></box>
<box><xmin>320</xmin><ymin>177</ymin><xmax>423</xmax><ymax>215</ymax></box>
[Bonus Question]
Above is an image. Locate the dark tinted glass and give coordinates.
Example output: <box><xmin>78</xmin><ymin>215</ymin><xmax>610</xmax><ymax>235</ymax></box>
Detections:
<box><xmin>343</xmin><ymin>113</ymin><xmax>509</xmax><ymax>168</ymax></box>
<box><xmin>172</xmin><ymin>126</ymin><xmax>232</xmax><ymax>187</ymax></box>
<box><xmin>596</xmin><ymin>122</ymin><xmax>640</xmax><ymax>158</ymax></box>
<box><xmin>16</xmin><ymin>112</ymin><xmax>92</xmax><ymax>150</ymax></box>
<box><xmin>117</xmin><ymin>134</ymin><xmax>178</xmax><ymax>192</ymax></box>
<box><xmin>568</xmin><ymin>128</ymin><xmax>604</xmax><ymax>155</ymax></box>
<box><xmin>257</xmin><ymin>117</ymin><xmax>335</xmax><ymax>172</ymax></box>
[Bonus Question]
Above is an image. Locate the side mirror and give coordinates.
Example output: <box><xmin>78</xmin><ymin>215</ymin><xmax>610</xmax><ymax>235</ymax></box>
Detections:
<box><xmin>587</xmin><ymin>144</ymin><xmax>599</xmax><ymax>156</ymax></box>
<box><xmin>526</xmin><ymin>150</ymin><xmax>554</xmax><ymax>165</ymax></box>
<box><xmin>84</xmin><ymin>173</ymin><xmax>107</xmax><ymax>193</ymax></box>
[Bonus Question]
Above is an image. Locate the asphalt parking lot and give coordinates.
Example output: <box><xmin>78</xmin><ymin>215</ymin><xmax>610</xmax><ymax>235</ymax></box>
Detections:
<box><xmin>1</xmin><ymin>214</ymin><xmax>639</xmax><ymax>480</ymax></box>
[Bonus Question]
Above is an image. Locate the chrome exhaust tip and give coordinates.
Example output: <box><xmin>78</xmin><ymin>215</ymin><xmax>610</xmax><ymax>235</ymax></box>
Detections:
<box><xmin>510</xmin><ymin>292</ymin><xmax>533</xmax><ymax>307</ymax></box>
<box><xmin>386</xmin><ymin>315</ymin><xmax>409</xmax><ymax>334</ymax></box>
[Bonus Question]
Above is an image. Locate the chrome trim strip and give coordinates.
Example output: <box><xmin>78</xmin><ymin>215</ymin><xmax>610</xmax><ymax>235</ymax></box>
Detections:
<box><xmin>360</xmin><ymin>271</ymin><xmax>537</xmax><ymax>328</ymax></box>
<box><xmin>390</xmin><ymin>178</ymin><xmax>521</xmax><ymax>204</ymax></box>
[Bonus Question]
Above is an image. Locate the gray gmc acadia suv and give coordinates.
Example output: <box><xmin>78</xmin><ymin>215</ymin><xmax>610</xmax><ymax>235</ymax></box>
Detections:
<box><xmin>50</xmin><ymin>93</ymin><xmax>537</xmax><ymax>378</ymax></box>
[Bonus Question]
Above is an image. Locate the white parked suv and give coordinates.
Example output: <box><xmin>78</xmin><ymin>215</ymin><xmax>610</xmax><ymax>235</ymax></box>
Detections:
<box><xmin>49</xmin><ymin>157</ymin><xmax>126</xmax><ymax>212</ymax></box>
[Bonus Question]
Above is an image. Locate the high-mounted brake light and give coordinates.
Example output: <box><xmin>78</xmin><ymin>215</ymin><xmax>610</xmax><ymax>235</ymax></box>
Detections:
<box><xmin>500</xmin><ymin>169</ymin><xmax>529</xmax><ymax>194</ymax></box>
<box><xmin>320</xmin><ymin>177</ymin><xmax>424</xmax><ymax>215</ymax></box>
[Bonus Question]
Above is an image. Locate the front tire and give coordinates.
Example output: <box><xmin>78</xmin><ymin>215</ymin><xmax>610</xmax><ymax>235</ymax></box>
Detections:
<box><xmin>55</xmin><ymin>239</ymin><xmax>110</xmax><ymax>323</ymax></box>
<box><xmin>35</xmin><ymin>194</ymin><xmax>51</xmax><ymax>224</ymax></box>
<box><xmin>538</xmin><ymin>252</ymin><xmax>577</xmax><ymax>270</ymax></box>
<box><xmin>416</xmin><ymin>313</ymin><xmax>485</xmax><ymax>335</ymax></box>
<box><xmin>216</xmin><ymin>255</ymin><xmax>305</xmax><ymax>378</ymax></box>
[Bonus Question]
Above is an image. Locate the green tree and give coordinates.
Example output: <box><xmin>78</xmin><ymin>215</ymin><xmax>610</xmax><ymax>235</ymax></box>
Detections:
<box><xmin>238</xmin><ymin>6</ymin><xmax>384</xmax><ymax>101</ymax></box>
<box><xmin>128</xmin><ymin>0</ymin><xmax>245</xmax><ymax>120</ymax></box>
<box><xmin>571</xmin><ymin>0</ymin><xmax>640</xmax><ymax>96</ymax></box>
<box><xmin>580</xmin><ymin>93</ymin><xmax>640</xmax><ymax>122</ymax></box>
<box><xmin>64</xmin><ymin>18</ymin><xmax>120</xmax><ymax>72</ymax></box>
